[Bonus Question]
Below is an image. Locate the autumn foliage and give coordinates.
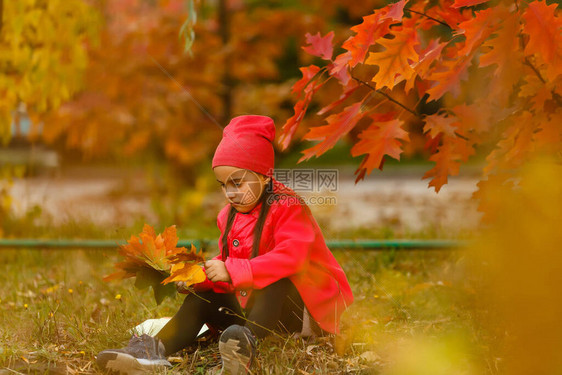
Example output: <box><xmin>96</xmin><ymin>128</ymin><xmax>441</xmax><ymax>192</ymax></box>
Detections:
<box><xmin>280</xmin><ymin>0</ymin><xmax>562</xmax><ymax>201</ymax></box>
<box><xmin>36</xmin><ymin>0</ymin><xmax>352</xmax><ymax>169</ymax></box>
<box><xmin>104</xmin><ymin>224</ymin><xmax>205</xmax><ymax>304</ymax></box>
<box><xmin>0</xmin><ymin>0</ymin><xmax>99</xmax><ymax>143</ymax></box>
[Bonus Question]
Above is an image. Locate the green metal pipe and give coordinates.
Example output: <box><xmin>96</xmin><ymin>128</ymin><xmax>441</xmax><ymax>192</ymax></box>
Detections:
<box><xmin>0</xmin><ymin>238</ymin><xmax>464</xmax><ymax>250</ymax></box>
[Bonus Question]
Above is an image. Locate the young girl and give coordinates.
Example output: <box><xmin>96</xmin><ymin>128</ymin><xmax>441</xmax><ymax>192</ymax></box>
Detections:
<box><xmin>96</xmin><ymin>115</ymin><xmax>354</xmax><ymax>375</ymax></box>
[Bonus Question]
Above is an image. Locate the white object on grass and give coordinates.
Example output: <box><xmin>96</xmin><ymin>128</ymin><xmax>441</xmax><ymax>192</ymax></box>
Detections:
<box><xmin>132</xmin><ymin>317</ymin><xmax>209</xmax><ymax>338</ymax></box>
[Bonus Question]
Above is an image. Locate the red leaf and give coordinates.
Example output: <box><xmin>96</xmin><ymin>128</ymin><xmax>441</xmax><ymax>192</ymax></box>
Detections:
<box><xmin>452</xmin><ymin>0</ymin><xmax>489</xmax><ymax>8</ymax></box>
<box><xmin>342</xmin><ymin>0</ymin><xmax>406</xmax><ymax>67</ymax></box>
<box><xmin>279</xmin><ymin>91</ymin><xmax>315</xmax><ymax>150</ymax></box>
<box><xmin>350</xmin><ymin>113</ymin><xmax>408</xmax><ymax>175</ymax></box>
<box><xmin>329</xmin><ymin>51</ymin><xmax>353</xmax><ymax>85</ymax></box>
<box><xmin>425</xmin><ymin>132</ymin><xmax>442</xmax><ymax>154</ymax></box>
<box><xmin>431</xmin><ymin>0</ymin><xmax>473</xmax><ymax>28</ymax></box>
<box><xmin>299</xmin><ymin>102</ymin><xmax>364</xmax><ymax>161</ymax></box>
<box><xmin>302</xmin><ymin>31</ymin><xmax>334</xmax><ymax>61</ymax></box>
<box><xmin>456</xmin><ymin>8</ymin><xmax>499</xmax><ymax>56</ymax></box>
<box><xmin>386</xmin><ymin>0</ymin><xmax>408</xmax><ymax>20</ymax></box>
<box><xmin>522</xmin><ymin>0</ymin><xmax>562</xmax><ymax>81</ymax></box>
<box><xmin>279</xmin><ymin>65</ymin><xmax>325</xmax><ymax>150</ymax></box>
<box><xmin>291</xmin><ymin>65</ymin><xmax>322</xmax><ymax>95</ymax></box>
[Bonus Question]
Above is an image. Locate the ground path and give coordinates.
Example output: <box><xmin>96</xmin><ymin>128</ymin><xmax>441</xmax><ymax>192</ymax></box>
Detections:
<box><xmin>8</xmin><ymin>165</ymin><xmax>481</xmax><ymax>237</ymax></box>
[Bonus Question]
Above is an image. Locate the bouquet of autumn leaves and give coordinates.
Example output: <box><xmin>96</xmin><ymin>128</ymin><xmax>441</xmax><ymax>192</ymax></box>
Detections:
<box><xmin>104</xmin><ymin>224</ymin><xmax>206</xmax><ymax>304</ymax></box>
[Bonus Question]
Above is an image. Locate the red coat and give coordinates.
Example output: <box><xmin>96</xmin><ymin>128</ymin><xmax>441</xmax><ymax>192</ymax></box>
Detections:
<box><xmin>194</xmin><ymin>179</ymin><xmax>354</xmax><ymax>334</ymax></box>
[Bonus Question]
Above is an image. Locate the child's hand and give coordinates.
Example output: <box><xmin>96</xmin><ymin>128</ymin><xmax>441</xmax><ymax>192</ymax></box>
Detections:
<box><xmin>204</xmin><ymin>260</ymin><xmax>232</xmax><ymax>283</ymax></box>
<box><xmin>175</xmin><ymin>281</ymin><xmax>189</xmax><ymax>293</ymax></box>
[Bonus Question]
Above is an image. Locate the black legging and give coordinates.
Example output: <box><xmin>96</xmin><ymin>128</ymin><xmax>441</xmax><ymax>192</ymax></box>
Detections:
<box><xmin>156</xmin><ymin>278</ymin><xmax>305</xmax><ymax>356</ymax></box>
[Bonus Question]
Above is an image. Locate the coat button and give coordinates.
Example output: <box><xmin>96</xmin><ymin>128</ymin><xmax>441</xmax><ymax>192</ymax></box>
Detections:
<box><xmin>232</xmin><ymin>239</ymin><xmax>240</xmax><ymax>247</ymax></box>
<box><xmin>240</xmin><ymin>290</ymin><xmax>247</xmax><ymax>297</ymax></box>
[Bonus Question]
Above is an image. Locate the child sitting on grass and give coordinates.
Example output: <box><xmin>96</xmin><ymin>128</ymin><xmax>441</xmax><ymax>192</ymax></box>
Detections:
<box><xmin>96</xmin><ymin>115</ymin><xmax>354</xmax><ymax>374</ymax></box>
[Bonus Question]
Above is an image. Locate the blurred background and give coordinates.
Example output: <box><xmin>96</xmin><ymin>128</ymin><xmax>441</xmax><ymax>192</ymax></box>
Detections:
<box><xmin>0</xmin><ymin>0</ymin><xmax>481</xmax><ymax>242</ymax></box>
<box><xmin>6</xmin><ymin>1</ymin><xmax>561</xmax><ymax>374</ymax></box>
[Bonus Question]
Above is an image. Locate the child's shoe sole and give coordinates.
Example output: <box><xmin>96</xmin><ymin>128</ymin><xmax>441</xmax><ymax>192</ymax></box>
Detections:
<box><xmin>96</xmin><ymin>351</ymin><xmax>171</xmax><ymax>374</ymax></box>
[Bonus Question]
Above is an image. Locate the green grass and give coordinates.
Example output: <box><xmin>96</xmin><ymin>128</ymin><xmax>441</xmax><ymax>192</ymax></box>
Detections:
<box><xmin>0</xmin><ymin>247</ymin><xmax>494</xmax><ymax>374</ymax></box>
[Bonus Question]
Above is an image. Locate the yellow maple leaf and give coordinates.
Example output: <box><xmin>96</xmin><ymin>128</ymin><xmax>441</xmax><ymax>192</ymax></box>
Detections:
<box><xmin>161</xmin><ymin>262</ymin><xmax>206</xmax><ymax>286</ymax></box>
<box><xmin>162</xmin><ymin>244</ymin><xmax>206</xmax><ymax>286</ymax></box>
<box><xmin>104</xmin><ymin>224</ymin><xmax>185</xmax><ymax>281</ymax></box>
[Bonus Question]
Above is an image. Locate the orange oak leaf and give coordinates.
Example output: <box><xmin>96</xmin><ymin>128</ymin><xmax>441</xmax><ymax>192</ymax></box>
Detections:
<box><xmin>302</xmin><ymin>31</ymin><xmax>334</xmax><ymax>61</ymax></box>
<box><xmin>456</xmin><ymin>8</ymin><xmax>499</xmax><ymax>57</ymax></box>
<box><xmin>423</xmin><ymin>141</ymin><xmax>461</xmax><ymax>193</ymax></box>
<box><xmin>365</xmin><ymin>26</ymin><xmax>420</xmax><ymax>90</ymax></box>
<box><xmin>342</xmin><ymin>14</ymin><xmax>391</xmax><ymax>68</ymax></box>
<box><xmin>472</xmin><ymin>172</ymin><xmax>515</xmax><ymax>222</ymax></box>
<box><xmin>522</xmin><ymin>0</ymin><xmax>562</xmax><ymax>81</ymax></box>
<box><xmin>519</xmin><ymin>75</ymin><xmax>553</xmax><ymax>111</ymax></box>
<box><xmin>532</xmin><ymin>111</ymin><xmax>562</xmax><ymax>154</ymax></box>
<box><xmin>423</xmin><ymin>112</ymin><xmax>458</xmax><ymax>139</ymax></box>
<box><xmin>425</xmin><ymin>53</ymin><xmax>471</xmax><ymax>102</ymax></box>
<box><xmin>484</xmin><ymin>112</ymin><xmax>537</xmax><ymax>175</ymax></box>
<box><xmin>451</xmin><ymin>102</ymin><xmax>492</xmax><ymax>137</ymax></box>
<box><xmin>405</xmin><ymin>40</ymin><xmax>446</xmax><ymax>93</ymax></box>
<box><xmin>299</xmin><ymin>102</ymin><xmax>364</xmax><ymax>162</ymax></box>
<box><xmin>342</xmin><ymin>0</ymin><xmax>406</xmax><ymax>67</ymax></box>
<box><xmin>351</xmin><ymin>113</ymin><xmax>409</xmax><ymax>176</ymax></box>
<box><xmin>451</xmin><ymin>135</ymin><xmax>476</xmax><ymax>163</ymax></box>
<box><xmin>479</xmin><ymin>10</ymin><xmax>524</xmax><ymax>105</ymax></box>
<box><xmin>502</xmin><ymin>113</ymin><xmax>537</xmax><ymax>168</ymax></box>
<box><xmin>423</xmin><ymin>135</ymin><xmax>475</xmax><ymax>192</ymax></box>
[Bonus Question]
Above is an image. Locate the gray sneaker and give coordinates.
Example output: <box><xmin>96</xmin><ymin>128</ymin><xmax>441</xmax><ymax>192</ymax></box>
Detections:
<box><xmin>218</xmin><ymin>325</ymin><xmax>257</xmax><ymax>375</ymax></box>
<box><xmin>96</xmin><ymin>334</ymin><xmax>172</xmax><ymax>374</ymax></box>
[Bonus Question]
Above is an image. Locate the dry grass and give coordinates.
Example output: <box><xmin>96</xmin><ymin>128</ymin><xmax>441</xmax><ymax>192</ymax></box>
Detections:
<box><xmin>0</xmin><ymin>248</ymin><xmax>490</xmax><ymax>374</ymax></box>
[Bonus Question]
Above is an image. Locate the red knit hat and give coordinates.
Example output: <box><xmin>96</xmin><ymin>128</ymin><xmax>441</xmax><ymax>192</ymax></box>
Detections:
<box><xmin>212</xmin><ymin>115</ymin><xmax>276</xmax><ymax>176</ymax></box>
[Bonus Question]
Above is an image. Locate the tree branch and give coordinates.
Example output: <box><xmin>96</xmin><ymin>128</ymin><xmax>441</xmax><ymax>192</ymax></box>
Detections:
<box><xmin>404</xmin><ymin>8</ymin><xmax>452</xmax><ymax>29</ymax></box>
<box><xmin>523</xmin><ymin>57</ymin><xmax>562</xmax><ymax>107</ymax></box>
<box><xmin>352</xmin><ymin>76</ymin><xmax>419</xmax><ymax>117</ymax></box>
<box><xmin>523</xmin><ymin>57</ymin><xmax>545</xmax><ymax>84</ymax></box>
<box><xmin>218</xmin><ymin>0</ymin><xmax>232</xmax><ymax>123</ymax></box>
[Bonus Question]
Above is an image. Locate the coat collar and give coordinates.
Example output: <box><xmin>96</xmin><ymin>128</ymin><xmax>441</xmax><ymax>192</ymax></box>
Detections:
<box><xmin>235</xmin><ymin>200</ymin><xmax>263</xmax><ymax>218</ymax></box>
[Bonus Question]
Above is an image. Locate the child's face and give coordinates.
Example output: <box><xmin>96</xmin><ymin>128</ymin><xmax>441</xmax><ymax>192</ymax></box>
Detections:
<box><xmin>214</xmin><ymin>166</ymin><xmax>270</xmax><ymax>213</ymax></box>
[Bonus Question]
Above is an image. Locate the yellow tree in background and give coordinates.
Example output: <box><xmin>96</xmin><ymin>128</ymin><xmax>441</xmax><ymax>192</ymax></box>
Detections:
<box><xmin>0</xmin><ymin>0</ymin><xmax>100</xmax><ymax>143</ymax></box>
<box><xmin>0</xmin><ymin>0</ymin><xmax>100</xmax><ymax>227</ymax></box>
